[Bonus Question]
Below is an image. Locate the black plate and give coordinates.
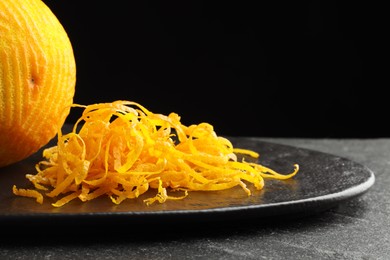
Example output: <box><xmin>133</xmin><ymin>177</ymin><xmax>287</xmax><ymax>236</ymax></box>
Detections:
<box><xmin>0</xmin><ymin>135</ymin><xmax>375</xmax><ymax>227</ymax></box>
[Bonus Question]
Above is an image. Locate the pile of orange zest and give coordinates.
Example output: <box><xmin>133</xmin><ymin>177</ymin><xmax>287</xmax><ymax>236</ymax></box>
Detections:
<box><xmin>13</xmin><ymin>100</ymin><xmax>299</xmax><ymax>207</ymax></box>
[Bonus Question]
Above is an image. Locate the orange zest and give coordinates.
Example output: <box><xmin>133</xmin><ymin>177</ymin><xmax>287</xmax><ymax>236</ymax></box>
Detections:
<box><xmin>13</xmin><ymin>100</ymin><xmax>299</xmax><ymax>207</ymax></box>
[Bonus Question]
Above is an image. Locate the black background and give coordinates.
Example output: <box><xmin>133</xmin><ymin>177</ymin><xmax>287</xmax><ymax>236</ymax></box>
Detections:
<box><xmin>42</xmin><ymin>1</ymin><xmax>385</xmax><ymax>138</ymax></box>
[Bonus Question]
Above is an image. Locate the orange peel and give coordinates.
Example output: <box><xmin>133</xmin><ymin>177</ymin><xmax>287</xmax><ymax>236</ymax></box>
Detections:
<box><xmin>13</xmin><ymin>100</ymin><xmax>299</xmax><ymax>207</ymax></box>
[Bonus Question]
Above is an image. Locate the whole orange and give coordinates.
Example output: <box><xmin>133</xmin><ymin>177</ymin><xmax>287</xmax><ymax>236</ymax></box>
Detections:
<box><xmin>0</xmin><ymin>0</ymin><xmax>76</xmax><ymax>167</ymax></box>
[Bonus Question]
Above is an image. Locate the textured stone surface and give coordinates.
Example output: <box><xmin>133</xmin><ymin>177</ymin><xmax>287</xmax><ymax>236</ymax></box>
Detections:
<box><xmin>1</xmin><ymin>138</ymin><xmax>388</xmax><ymax>259</ymax></box>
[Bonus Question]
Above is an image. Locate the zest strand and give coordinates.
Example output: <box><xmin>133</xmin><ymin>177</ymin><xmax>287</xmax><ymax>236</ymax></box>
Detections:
<box><xmin>13</xmin><ymin>100</ymin><xmax>299</xmax><ymax>207</ymax></box>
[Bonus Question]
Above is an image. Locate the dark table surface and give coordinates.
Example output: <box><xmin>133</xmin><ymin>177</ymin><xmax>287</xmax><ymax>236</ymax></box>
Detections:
<box><xmin>0</xmin><ymin>137</ymin><xmax>388</xmax><ymax>260</ymax></box>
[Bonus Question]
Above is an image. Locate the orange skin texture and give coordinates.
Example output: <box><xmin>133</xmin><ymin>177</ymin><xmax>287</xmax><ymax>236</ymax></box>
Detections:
<box><xmin>0</xmin><ymin>0</ymin><xmax>76</xmax><ymax>167</ymax></box>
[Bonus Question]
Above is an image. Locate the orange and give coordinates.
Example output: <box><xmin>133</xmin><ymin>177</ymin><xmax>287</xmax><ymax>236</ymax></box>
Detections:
<box><xmin>0</xmin><ymin>0</ymin><xmax>76</xmax><ymax>167</ymax></box>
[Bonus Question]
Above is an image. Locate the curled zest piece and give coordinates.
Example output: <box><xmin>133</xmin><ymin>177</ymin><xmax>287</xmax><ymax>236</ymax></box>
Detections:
<box><xmin>12</xmin><ymin>100</ymin><xmax>299</xmax><ymax>207</ymax></box>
